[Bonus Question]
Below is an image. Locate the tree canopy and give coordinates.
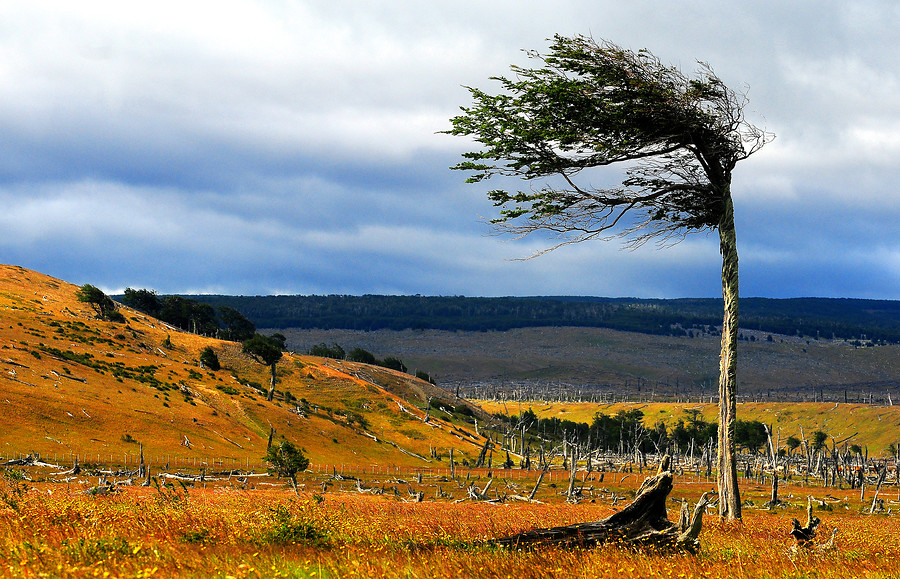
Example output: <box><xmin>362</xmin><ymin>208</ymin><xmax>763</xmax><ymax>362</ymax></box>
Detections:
<box><xmin>243</xmin><ymin>333</ymin><xmax>285</xmax><ymax>402</ymax></box>
<box><xmin>264</xmin><ymin>439</ymin><xmax>309</xmax><ymax>494</ymax></box>
<box><xmin>217</xmin><ymin>306</ymin><xmax>256</xmax><ymax>342</ymax></box>
<box><xmin>243</xmin><ymin>333</ymin><xmax>284</xmax><ymax>367</ymax></box>
<box><xmin>121</xmin><ymin>289</ymin><xmax>255</xmax><ymax>340</ymax></box>
<box><xmin>446</xmin><ymin>34</ymin><xmax>769</xmax><ymax>250</ymax></box>
<box><xmin>77</xmin><ymin>284</ymin><xmax>124</xmax><ymax>322</ymax></box>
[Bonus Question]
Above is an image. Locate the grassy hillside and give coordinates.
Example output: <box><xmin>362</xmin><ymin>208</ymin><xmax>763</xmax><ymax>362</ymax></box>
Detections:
<box><xmin>0</xmin><ymin>265</ymin><xmax>488</xmax><ymax>469</ymax></box>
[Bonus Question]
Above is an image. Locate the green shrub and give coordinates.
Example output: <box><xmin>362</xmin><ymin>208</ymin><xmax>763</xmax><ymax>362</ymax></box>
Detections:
<box><xmin>379</xmin><ymin>356</ymin><xmax>407</xmax><ymax>372</ymax></box>
<box><xmin>347</xmin><ymin>347</ymin><xmax>377</xmax><ymax>364</ymax></box>
<box><xmin>415</xmin><ymin>370</ymin><xmax>435</xmax><ymax>384</ymax></box>
<box><xmin>257</xmin><ymin>504</ymin><xmax>330</xmax><ymax>546</ymax></box>
<box><xmin>308</xmin><ymin>342</ymin><xmax>345</xmax><ymax>359</ymax></box>
<box><xmin>200</xmin><ymin>346</ymin><xmax>222</xmax><ymax>372</ymax></box>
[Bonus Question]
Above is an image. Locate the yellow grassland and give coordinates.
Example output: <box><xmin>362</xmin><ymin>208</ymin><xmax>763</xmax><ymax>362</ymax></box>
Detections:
<box><xmin>478</xmin><ymin>399</ymin><xmax>900</xmax><ymax>454</ymax></box>
<box><xmin>5</xmin><ymin>265</ymin><xmax>900</xmax><ymax>577</ymax></box>
<box><xmin>1</xmin><ymin>478</ymin><xmax>899</xmax><ymax>578</ymax></box>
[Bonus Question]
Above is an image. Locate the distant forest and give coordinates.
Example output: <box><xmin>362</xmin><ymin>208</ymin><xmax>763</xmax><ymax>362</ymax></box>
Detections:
<box><xmin>185</xmin><ymin>295</ymin><xmax>900</xmax><ymax>344</ymax></box>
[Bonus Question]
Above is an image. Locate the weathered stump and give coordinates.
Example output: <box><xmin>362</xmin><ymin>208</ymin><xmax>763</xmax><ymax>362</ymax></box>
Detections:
<box><xmin>492</xmin><ymin>457</ymin><xmax>713</xmax><ymax>553</ymax></box>
<box><xmin>789</xmin><ymin>496</ymin><xmax>838</xmax><ymax>554</ymax></box>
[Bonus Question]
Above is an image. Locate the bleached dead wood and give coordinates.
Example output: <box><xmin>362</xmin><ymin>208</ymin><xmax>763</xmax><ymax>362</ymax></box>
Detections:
<box><xmin>3</xmin><ymin>453</ymin><xmax>60</xmax><ymax>468</ymax></box>
<box><xmin>491</xmin><ymin>456</ymin><xmax>713</xmax><ymax>553</ymax></box>
<box><xmin>790</xmin><ymin>496</ymin><xmax>821</xmax><ymax>546</ymax></box>
<box><xmin>528</xmin><ymin>467</ymin><xmax>549</xmax><ymax>501</ymax></box>
<box><xmin>869</xmin><ymin>466</ymin><xmax>888</xmax><ymax>514</ymax></box>
<box><xmin>467</xmin><ymin>478</ymin><xmax>493</xmax><ymax>501</ymax></box>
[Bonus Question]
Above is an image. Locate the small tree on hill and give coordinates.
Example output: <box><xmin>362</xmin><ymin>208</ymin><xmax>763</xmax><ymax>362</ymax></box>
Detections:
<box><xmin>264</xmin><ymin>439</ymin><xmax>309</xmax><ymax>494</ymax></box>
<box><xmin>121</xmin><ymin>287</ymin><xmax>163</xmax><ymax>317</ymax></box>
<box><xmin>243</xmin><ymin>333</ymin><xmax>284</xmax><ymax>402</ymax></box>
<box><xmin>308</xmin><ymin>342</ymin><xmax>345</xmax><ymax>360</ymax></box>
<box><xmin>415</xmin><ymin>370</ymin><xmax>435</xmax><ymax>384</ymax></box>
<box><xmin>159</xmin><ymin>296</ymin><xmax>218</xmax><ymax>335</ymax></box>
<box><xmin>76</xmin><ymin>284</ymin><xmax>125</xmax><ymax>322</ymax></box>
<box><xmin>347</xmin><ymin>347</ymin><xmax>377</xmax><ymax>364</ymax></box>
<box><xmin>199</xmin><ymin>346</ymin><xmax>221</xmax><ymax>371</ymax></box>
<box><xmin>379</xmin><ymin>356</ymin><xmax>407</xmax><ymax>373</ymax></box>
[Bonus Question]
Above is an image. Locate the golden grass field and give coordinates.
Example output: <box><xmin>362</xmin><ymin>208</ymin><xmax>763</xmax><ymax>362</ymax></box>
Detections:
<box><xmin>3</xmin><ymin>466</ymin><xmax>900</xmax><ymax>578</ymax></box>
<box><xmin>4</xmin><ymin>264</ymin><xmax>900</xmax><ymax>577</ymax></box>
<box><xmin>478</xmin><ymin>400</ymin><xmax>900</xmax><ymax>457</ymax></box>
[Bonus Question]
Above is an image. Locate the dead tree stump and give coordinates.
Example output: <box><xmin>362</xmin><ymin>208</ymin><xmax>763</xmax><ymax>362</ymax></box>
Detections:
<box><xmin>492</xmin><ymin>456</ymin><xmax>713</xmax><ymax>553</ymax></box>
<box><xmin>789</xmin><ymin>496</ymin><xmax>839</xmax><ymax>554</ymax></box>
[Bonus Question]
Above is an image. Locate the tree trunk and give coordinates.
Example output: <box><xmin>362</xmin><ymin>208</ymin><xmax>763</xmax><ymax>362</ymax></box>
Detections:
<box><xmin>768</xmin><ymin>472</ymin><xmax>779</xmax><ymax>507</ymax></box>
<box><xmin>870</xmin><ymin>466</ymin><xmax>887</xmax><ymax>513</ymax></box>
<box><xmin>493</xmin><ymin>457</ymin><xmax>712</xmax><ymax>553</ymax></box>
<box><xmin>566</xmin><ymin>442</ymin><xmax>579</xmax><ymax>502</ymax></box>
<box><xmin>267</xmin><ymin>363</ymin><xmax>277</xmax><ymax>401</ymax></box>
<box><xmin>717</xmin><ymin>191</ymin><xmax>742</xmax><ymax>521</ymax></box>
<box><xmin>528</xmin><ymin>467</ymin><xmax>549</xmax><ymax>501</ymax></box>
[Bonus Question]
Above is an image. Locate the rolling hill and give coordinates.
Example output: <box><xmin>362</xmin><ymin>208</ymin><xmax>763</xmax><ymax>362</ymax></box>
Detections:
<box><xmin>5</xmin><ymin>264</ymin><xmax>900</xmax><ymax>469</ymax></box>
<box><xmin>0</xmin><ymin>264</ymin><xmax>491</xmax><ymax>470</ymax></box>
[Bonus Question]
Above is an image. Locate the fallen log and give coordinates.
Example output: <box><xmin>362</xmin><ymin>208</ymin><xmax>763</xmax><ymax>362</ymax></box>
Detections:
<box><xmin>491</xmin><ymin>456</ymin><xmax>714</xmax><ymax>553</ymax></box>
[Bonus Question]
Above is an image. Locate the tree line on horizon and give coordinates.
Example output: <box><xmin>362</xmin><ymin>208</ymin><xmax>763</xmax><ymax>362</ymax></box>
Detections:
<box><xmin>186</xmin><ymin>294</ymin><xmax>900</xmax><ymax>344</ymax></box>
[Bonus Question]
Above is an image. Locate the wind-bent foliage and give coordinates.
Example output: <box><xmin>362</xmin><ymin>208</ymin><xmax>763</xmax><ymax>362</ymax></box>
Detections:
<box><xmin>77</xmin><ymin>284</ymin><xmax>125</xmax><ymax>322</ymax></box>
<box><xmin>264</xmin><ymin>439</ymin><xmax>310</xmax><ymax>494</ymax></box>
<box><xmin>243</xmin><ymin>333</ymin><xmax>285</xmax><ymax>402</ymax></box>
<box><xmin>217</xmin><ymin>306</ymin><xmax>256</xmax><ymax>342</ymax></box>
<box><xmin>447</xmin><ymin>34</ymin><xmax>771</xmax><ymax>520</ymax></box>
<box><xmin>447</xmin><ymin>34</ymin><xmax>768</xmax><ymax>249</ymax></box>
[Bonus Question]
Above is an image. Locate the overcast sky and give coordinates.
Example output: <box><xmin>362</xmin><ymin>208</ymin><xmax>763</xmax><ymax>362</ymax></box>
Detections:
<box><xmin>1</xmin><ymin>1</ymin><xmax>899</xmax><ymax>299</ymax></box>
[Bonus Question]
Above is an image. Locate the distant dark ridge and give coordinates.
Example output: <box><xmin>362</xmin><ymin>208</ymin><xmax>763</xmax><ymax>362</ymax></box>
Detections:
<box><xmin>183</xmin><ymin>295</ymin><xmax>900</xmax><ymax>344</ymax></box>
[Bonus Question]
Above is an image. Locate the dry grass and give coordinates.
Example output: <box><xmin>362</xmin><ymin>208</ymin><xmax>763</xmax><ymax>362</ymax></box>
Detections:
<box><xmin>0</xmin><ymin>265</ymin><xmax>485</xmax><ymax>470</ymax></box>
<box><xmin>4</xmin><ymin>265</ymin><xmax>900</xmax><ymax>576</ymax></box>
<box><xmin>1</xmin><ymin>467</ymin><xmax>899</xmax><ymax>578</ymax></box>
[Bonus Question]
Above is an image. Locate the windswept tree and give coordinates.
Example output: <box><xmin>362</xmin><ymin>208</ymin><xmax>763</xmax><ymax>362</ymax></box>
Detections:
<box><xmin>243</xmin><ymin>333</ymin><xmax>285</xmax><ymax>402</ymax></box>
<box><xmin>199</xmin><ymin>346</ymin><xmax>221</xmax><ymax>371</ymax></box>
<box><xmin>264</xmin><ymin>439</ymin><xmax>309</xmax><ymax>494</ymax></box>
<box><xmin>121</xmin><ymin>287</ymin><xmax>163</xmax><ymax>317</ymax></box>
<box><xmin>76</xmin><ymin>284</ymin><xmax>124</xmax><ymax>322</ymax></box>
<box><xmin>446</xmin><ymin>34</ymin><xmax>771</xmax><ymax>520</ymax></box>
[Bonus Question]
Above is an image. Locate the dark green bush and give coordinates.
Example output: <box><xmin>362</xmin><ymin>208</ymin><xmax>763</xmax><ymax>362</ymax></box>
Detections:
<box><xmin>199</xmin><ymin>346</ymin><xmax>221</xmax><ymax>371</ymax></box>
